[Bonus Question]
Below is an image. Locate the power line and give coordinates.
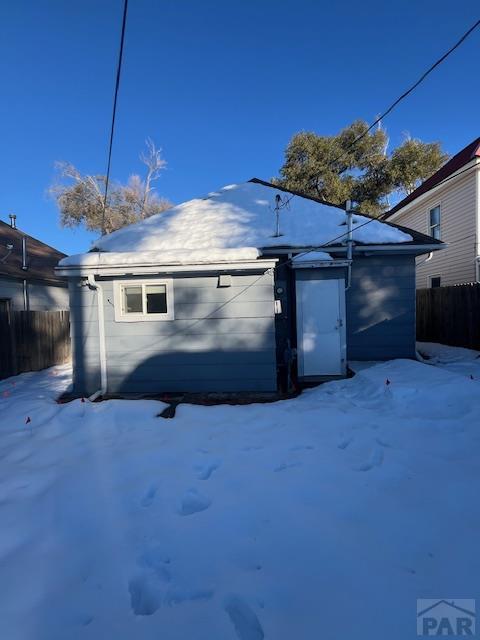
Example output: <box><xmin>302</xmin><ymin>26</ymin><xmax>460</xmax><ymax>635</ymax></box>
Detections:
<box><xmin>381</xmin><ymin>163</ymin><xmax>479</xmax><ymax>219</ymax></box>
<box><xmin>329</xmin><ymin>17</ymin><xmax>480</xmax><ymax>167</ymax></box>
<box><xmin>280</xmin><ymin>17</ymin><xmax>480</xmax><ymax>213</ymax></box>
<box><xmin>285</xmin><ymin>161</ymin><xmax>479</xmax><ymax>265</ymax></box>
<box><xmin>445</xmin><ymin>232</ymin><xmax>478</xmax><ymax>246</ymax></box>
<box><xmin>101</xmin><ymin>0</ymin><xmax>129</xmax><ymax>236</ymax></box>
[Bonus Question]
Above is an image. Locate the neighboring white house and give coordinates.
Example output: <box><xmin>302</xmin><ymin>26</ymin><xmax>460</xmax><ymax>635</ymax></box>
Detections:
<box><xmin>383</xmin><ymin>137</ymin><xmax>480</xmax><ymax>288</ymax></box>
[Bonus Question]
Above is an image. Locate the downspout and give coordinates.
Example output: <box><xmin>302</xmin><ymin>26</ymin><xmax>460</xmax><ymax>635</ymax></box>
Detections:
<box><xmin>416</xmin><ymin>251</ymin><xmax>433</xmax><ymax>269</ymax></box>
<box><xmin>86</xmin><ymin>274</ymin><xmax>108</xmax><ymax>401</ymax></box>
<box><xmin>345</xmin><ymin>199</ymin><xmax>354</xmax><ymax>290</ymax></box>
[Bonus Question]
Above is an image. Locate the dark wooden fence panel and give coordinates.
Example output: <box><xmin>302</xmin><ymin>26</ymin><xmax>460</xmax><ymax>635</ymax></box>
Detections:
<box><xmin>417</xmin><ymin>283</ymin><xmax>480</xmax><ymax>350</ymax></box>
<box><xmin>0</xmin><ymin>305</ymin><xmax>16</xmax><ymax>379</ymax></box>
<box><xmin>0</xmin><ymin>310</ymin><xmax>70</xmax><ymax>380</ymax></box>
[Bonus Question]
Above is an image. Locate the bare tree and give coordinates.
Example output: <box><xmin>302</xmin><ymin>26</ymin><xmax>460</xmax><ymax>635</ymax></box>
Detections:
<box><xmin>49</xmin><ymin>140</ymin><xmax>172</xmax><ymax>234</ymax></box>
<box><xmin>139</xmin><ymin>138</ymin><xmax>167</xmax><ymax>218</ymax></box>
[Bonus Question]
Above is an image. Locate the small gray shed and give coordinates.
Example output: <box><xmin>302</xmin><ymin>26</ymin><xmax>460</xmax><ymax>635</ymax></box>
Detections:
<box><xmin>56</xmin><ymin>179</ymin><xmax>443</xmax><ymax>397</ymax></box>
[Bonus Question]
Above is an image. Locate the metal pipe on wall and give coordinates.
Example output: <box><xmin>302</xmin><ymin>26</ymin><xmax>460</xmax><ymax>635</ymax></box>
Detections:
<box><xmin>345</xmin><ymin>200</ymin><xmax>354</xmax><ymax>290</ymax></box>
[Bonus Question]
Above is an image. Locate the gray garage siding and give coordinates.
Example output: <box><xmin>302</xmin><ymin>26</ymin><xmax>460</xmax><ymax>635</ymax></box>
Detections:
<box><xmin>347</xmin><ymin>254</ymin><xmax>416</xmax><ymax>360</ymax></box>
<box><xmin>68</xmin><ymin>279</ymin><xmax>101</xmax><ymax>395</ymax></box>
<box><xmin>69</xmin><ymin>269</ymin><xmax>277</xmax><ymax>395</ymax></box>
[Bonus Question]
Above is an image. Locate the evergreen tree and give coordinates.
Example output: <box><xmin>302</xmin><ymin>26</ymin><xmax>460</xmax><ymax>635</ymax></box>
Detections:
<box><xmin>276</xmin><ymin>121</ymin><xmax>447</xmax><ymax>216</ymax></box>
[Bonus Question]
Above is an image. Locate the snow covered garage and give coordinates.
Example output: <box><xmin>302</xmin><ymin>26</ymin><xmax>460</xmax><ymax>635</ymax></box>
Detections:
<box><xmin>56</xmin><ymin>179</ymin><xmax>443</xmax><ymax>397</ymax></box>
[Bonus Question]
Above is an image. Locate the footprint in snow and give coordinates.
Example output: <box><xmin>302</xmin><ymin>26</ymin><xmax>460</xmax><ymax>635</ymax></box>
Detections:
<box><xmin>337</xmin><ymin>436</ymin><xmax>353</xmax><ymax>450</ymax></box>
<box><xmin>290</xmin><ymin>444</ymin><xmax>315</xmax><ymax>452</ymax></box>
<box><xmin>178</xmin><ymin>489</ymin><xmax>211</xmax><ymax>516</ymax></box>
<box><xmin>224</xmin><ymin>595</ymin><xmax>264</xmax><ymax>640</ymax></box>
<box><xmin>195</xmin><ymin>459</ymin><xmax>221</xmax><ymax>480</ymax></box>
<box><xmin>140</xmin><ymin>484</ymin><xmax>158</xmax><ymax>507</ymax></box>
<box><xmin>355</xmin><ymin>447</ymin><xmax>384</xmax><ymax>472</ymax></box>
<box><xmin>129</xmin><ymin>575</ymin><xmax>163</xmax><ymax>616</ymax></box>
<box><xmin>129</xmin><ymin>574</ymin><xmax>213</xmax><ymax>616</ymax></box>
<box><xmin>164</xmin><ymin>587</ymin><xmax>214</xmax><ymax>606</ymax></box>
<box><xmin>137</xmin><ymin>547</ymin><xmax>171</xmax><ymax>582</ymax></box>
<box><xmin>376</xmin><ymin>437</ymin><xmax>391</xmax><ymax>448</ymax></box>
<box><xmin>274</xmin><ymin>462</ymin><xmax>301</xmax><ymax>472</ymax></box>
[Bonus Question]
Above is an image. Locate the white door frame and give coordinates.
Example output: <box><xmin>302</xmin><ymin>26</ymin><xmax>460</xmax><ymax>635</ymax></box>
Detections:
<box><xmin>296</xmin><ymin>276</ymin><xmax>347</xmax><ymax>378</ymax></box>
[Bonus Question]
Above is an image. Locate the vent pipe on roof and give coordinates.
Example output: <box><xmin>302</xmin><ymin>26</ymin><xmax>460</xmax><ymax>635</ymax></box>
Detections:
<box><xmin>9</xmin><ymin>214</ymin><xmax>17</xmax><ymax>229</ymax></box>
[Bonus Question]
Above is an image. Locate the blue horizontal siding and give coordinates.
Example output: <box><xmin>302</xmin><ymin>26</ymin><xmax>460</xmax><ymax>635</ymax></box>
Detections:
<box><xmin>346</xmin><ymin>254</ymin><xmax>416</xmax><ymax>360</ymax></box>
<box><xmin>69</xmin><ymin>269</ymin><xmax>277</xmax><ymax>395</ymax></box>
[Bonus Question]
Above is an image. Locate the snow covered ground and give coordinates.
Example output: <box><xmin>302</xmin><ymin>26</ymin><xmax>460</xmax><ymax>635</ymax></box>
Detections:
<box><xmin>0</xmin><ymin>346</ymin><xmax>479</xmax><ymax>640</ymax></box>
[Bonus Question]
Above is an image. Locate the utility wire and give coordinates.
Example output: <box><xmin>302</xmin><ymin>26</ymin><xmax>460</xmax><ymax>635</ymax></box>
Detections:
<box><xmin>280</xmin><ymin>13</ymin><xmax>480</xmax><ymax>264</ymax></box>
<box><xmin>444</xmin><ymin>232</ymin><xmax>478</xmax><ymax>246</ymax></box>
<box><xmin>328</xmin><ymin>17</ymin><xmax>480</xmax><ymax>168</ymax></box>
<box><xmin>285</xmin><ymin>161</ymin><xmax>479</xmax><ymax>265</ymax></box>
<box><xmin>101</xmin><ymin>0</ymin><xmax>129</xmax><ymax>236</ymax></box>
<box><xmin>280</xmin><ymin>17</ymin><xmax>480</xmax><ymax>217</ymax></box>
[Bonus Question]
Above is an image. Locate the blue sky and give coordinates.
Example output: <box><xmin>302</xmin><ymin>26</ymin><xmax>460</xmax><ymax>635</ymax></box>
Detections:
<box><xmin>0</xmin><ymin>0</ymin><xmax>479</xmax><ymax>255</ymax></box>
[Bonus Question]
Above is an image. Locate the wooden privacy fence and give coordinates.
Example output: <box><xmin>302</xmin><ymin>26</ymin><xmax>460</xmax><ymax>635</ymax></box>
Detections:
<box><xmin>416</xmin><ymin>283</ymin><xmax>480</xmax><ymax>350</ymax></box>
<box><xmin>0</xmin><ymin>310</ymin><xmax>71</xmax><ymax>380</ymax></box>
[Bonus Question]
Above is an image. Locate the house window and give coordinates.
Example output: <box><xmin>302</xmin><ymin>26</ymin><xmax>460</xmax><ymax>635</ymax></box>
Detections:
<box><xmin>114</xmin><ymin>279</ymin><xmax>174</xmax><ymax>322</ymax></box>
<box><xmin>123</xmin><ymin>286</ymin><xmax>143</xmax><ymax>313</ymax></box>
<box><xmin>429</xmin><ymin>275</ymin><xmax>441</xmax><ymax>288</ymax></box>
<box><xmin>428</xmin><ymin>205</ymin><xmax>441</xmax><ymax>239</ymax></box>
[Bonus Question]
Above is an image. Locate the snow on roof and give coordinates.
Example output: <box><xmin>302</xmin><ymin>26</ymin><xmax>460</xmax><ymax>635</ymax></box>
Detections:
<box><xmin>60</xmin><ymin>181</ymin><xmax>412</xmax><ymax>267</ymax></box>
<box><xmin>292</xmin><ymin>251</ymin><xmax>333</xmax><ymax>262</ymax></box>
<box><xmin>60</xmin><ymin>247</ymin><xmax>260</xmax><ymax>268</ymax></box>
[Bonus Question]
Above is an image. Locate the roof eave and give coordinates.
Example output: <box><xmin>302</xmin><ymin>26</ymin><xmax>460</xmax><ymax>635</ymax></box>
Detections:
<box><xmin>260</xmin><ymin>243</ymin><xmax>444</xmax><ymax>255</ymax></box>
<box><xmin>385</xmin><ymin>157</ymin><xmax>480</xmax><ymax>221</ymax></box>
<box><xmin>55</xmin><ymin>258</ymin><xmax>278</xmax><ymax>278</ymax></box>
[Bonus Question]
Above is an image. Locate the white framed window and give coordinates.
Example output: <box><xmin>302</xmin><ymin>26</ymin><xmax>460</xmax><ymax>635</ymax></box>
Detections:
<box><xmin>428</xmin><ymin>205</ymin><xmax>441</xmax><ymax>240</ymax></box>
<box><xmin>113</xmin><ymin>279</ymin><xmax>174</xmax><ymax>322</ymax></box>
<box><xmin>429</xmin><ymin>275</ymin><xmax>441</xmax><ymax>288</ymax></box>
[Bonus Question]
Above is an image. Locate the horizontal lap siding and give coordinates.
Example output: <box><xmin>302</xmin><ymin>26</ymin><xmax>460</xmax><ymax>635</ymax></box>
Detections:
<box><xmin>0</xmin><ymin>278</ymin><xmax>68</xmax><ymax>311</ymax></box>
<box><xmin>106</xmin><ymin>377</ymin><xmax>276</xmax><ymax>393</ymax></box>
<box><xmin>391</xmin><ymin>171</ymin><xmax>477</xmax><ymax>287</ymax></box>
<box><xmin>26</xmin><ymin>283</ymin><xmax>69</xmax><ymax>310</ymax></box>
<box><xmin>346</xmin><ymin>255</ymin><xmax>416</xmax><ymax>360</ymax></box>
<box><xmin>99</xmin><ymin>271</ymin><xmax>277</xmax><ymax>393</ymax></box>
<box><xmin>0</xmin><ymin>278</ymin><xmax>23</xmax><ymax>308</ymax></box>
<box><xmin>68</xmin><ymin>280</ymin><xmax>101</xmax><ymax>394</ymax></box>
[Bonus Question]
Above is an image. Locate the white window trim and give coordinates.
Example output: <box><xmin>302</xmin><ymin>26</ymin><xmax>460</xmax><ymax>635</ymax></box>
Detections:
<box><xmin>427</xmin><ymin>203</ymin><xmax>441</xmax><ymax>240</ymax></box>
<box><xmin>113</xmin><ymin>279</ymin><xmax>174</xmax><ymax>322</ymax></box>
<box><xmin>428</xmin><ymin>274</ymin><xmax>441</xmax><ymax>288</ymax></box>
